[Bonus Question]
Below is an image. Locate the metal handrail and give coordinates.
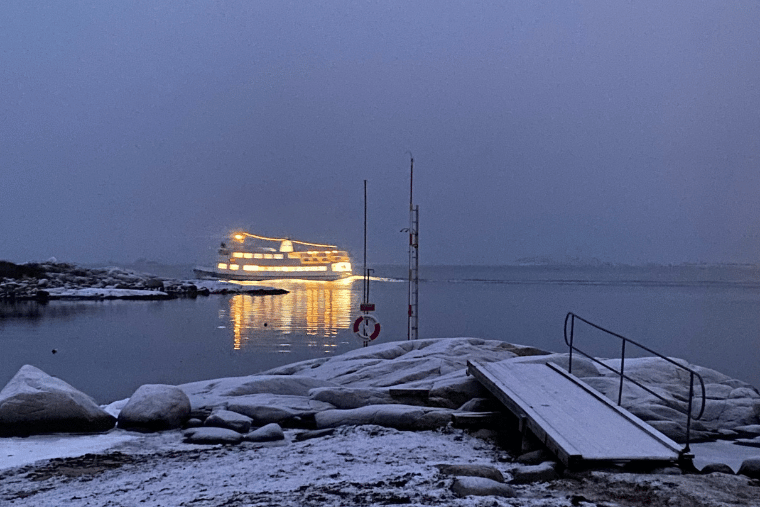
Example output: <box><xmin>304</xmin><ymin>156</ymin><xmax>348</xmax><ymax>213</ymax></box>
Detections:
<box><xmin>563</xmin><ymin>312</ymin><xmax>706</xmax><ymax>454</ymax></box>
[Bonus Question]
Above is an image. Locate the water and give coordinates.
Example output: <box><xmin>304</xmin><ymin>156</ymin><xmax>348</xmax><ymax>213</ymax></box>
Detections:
<box><xmin>2</xmin><ymin>264</ymin><xmax>759</xmax><ymax>403</ymax></box>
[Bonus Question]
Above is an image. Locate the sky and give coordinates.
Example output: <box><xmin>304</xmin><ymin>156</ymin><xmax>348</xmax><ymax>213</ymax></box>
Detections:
<box><xmin>2</xmin><ymin>1</ymin><xmax>759</xmax><ymax>266</ymax></box>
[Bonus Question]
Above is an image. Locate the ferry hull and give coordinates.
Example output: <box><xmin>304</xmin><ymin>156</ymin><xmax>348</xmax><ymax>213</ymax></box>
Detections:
<box><xmin>193</xmin><ymin>266</ymin><xmax>351</xmax><ymax>282</ymax></box>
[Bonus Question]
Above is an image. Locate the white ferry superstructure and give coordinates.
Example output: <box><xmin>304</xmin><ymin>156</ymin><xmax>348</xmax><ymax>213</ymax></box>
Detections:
<box><xmin>193</xmin><ymin>231</ymin><xmax>353</xmax><ymax>281</ymax></box>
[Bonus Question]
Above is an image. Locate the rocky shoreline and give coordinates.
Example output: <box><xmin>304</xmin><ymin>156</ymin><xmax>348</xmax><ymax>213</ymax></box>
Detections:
<box><xmin>0</xmin><ymin>260</ymin><xmax>287</xmax><ymax>300</ymax></box>
<box><xmin>1</xmin><ymin>338</ymin><xmax>760</xmax><ymax>505</ymax></box>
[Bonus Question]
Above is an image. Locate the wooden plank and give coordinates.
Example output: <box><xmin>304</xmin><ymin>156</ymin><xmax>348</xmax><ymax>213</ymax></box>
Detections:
<box><xmin>545</xmin><ymin>363</ymin><xmax>682</xmax><ymax>454</ymax></box>
<box><xmin>467</xmin><ymin>360</ymin><xmax>683</xmax><ymax>467</ymax></box>
<box><xmin>467</xmin><ymin>360</ymin><xmax>581</xmax><ymax>466</ymax></box>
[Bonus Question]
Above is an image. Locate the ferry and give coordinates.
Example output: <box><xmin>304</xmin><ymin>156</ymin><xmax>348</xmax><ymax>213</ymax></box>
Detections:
<box><xmin>193</xmin><ymin>231</ymin><xmax>353</xmax><ymax>281</ymax></box>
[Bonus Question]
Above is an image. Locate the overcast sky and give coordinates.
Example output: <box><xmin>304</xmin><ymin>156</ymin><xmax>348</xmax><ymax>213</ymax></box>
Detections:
<box><xmin>2</xmin><ymin>1</ymin><xmax>759</xmax><ymax>266</ymax></box>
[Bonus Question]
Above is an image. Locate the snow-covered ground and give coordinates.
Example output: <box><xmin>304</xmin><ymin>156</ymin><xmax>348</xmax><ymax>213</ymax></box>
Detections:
<box><xmin>3</xmin><ymin>337</ymin><xmax>760</xmax><ymax>506</ymax></box>
<box><xmin>2</xmin><ymin>426</ymin><xmax>759</xmax><ymax>507</ymax></box>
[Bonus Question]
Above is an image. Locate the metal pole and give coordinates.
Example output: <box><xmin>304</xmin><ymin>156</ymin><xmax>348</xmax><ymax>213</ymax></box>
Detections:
<box><xmin>618</xmin><ymin>340</ymin><xmax>626</xmax><ymax>406</ymax></box>
<box><xmin>363</xmin><ymin>179</ymin><xmax>367</xmax><ymax>304</ymax></box>
<box><xmin>407</xmin><ymin>155</ymin><xmax>413</xmax><ymax>340</ymax></box>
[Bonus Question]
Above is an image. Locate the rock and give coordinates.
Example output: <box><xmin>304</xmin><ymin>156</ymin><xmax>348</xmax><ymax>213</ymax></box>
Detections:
<box><xmin>730</xmin><ymin>387</ymin><xmax>760</xmax><ymax>399</ymax></box>
<box><xmin>428</xmin><ymin>373</ymin><xmax>489</xmax><ymax>409</ymax></box>
<box><xmin>651</xmin><ymin>467</ymin><xmax>682</xmax><ymax>475</ymax></box>
<box><xmin>118</xmin><ymin>384</ymin><xmax>191</xmax><ymax>432</ymax></box>
<box><xmin>144</xmin><ymin>278</ymin><xmax>164</xmax><ymax>290</ymax></box>
<box><xmin>309</xmin><ymin>387</ymin><xmax>395</xmax><ymax>409</ymax></box>
<box><xmin>230</xmin><ymin>404</ymin><xmax>297</xmax><ymax>426</ymax></box>
<box><xmin>510</xmin><ymin>462</ymin><xmax>559</xmax><ymax>484</ymax></box>
<box><xmin>735</xmin><ymin>437</ymin><xmax>760</xmax><ymax>448</ymax></box>
<box><xmin>511</xmin><ymin>353</ymin><xmax>601</xmax><ymax>378</ymax></box>
<box><xmin>225</xmin><ymin>394</ymin><xmax>334</xmax><ymax>425</ymax></box>
<box><xmin>245</xmin><ymin>423</ymin><xmax>285</xmax><ymax>442</ymax></box>
<box><xmin>734</xmin><ymin>424</ymin><xmax>760</xmax><ymax>437</ymax></box>
<box><xmin>456</xmin><ymin>397</ymin><xmax>498</xmax><ymax>412</ymax></box>
<box><xmin>179</xmin><ymin>376</ymin><xmax>339</xmax><ymax>409</ymax></box>
<box><xmin>294</xmin><ymin>428</ymin><xmax>335</xmax><ymax>441</ymax></box>
<box><xmin>737</xmin><ymin>458</ymin><xmax>760</xmax><ymax>479</ymax></box>
<box><xmin>701</xmin><ymin>463</ymin><xmax>735</xmax><ymax>474</ymax></box>
<box><xmin>184</xmin><ymin>427</ymin><xmax>243</xmax><ymax>445</ymax></box>
<box><xmin>264</xmin><ymin>338</ymin><xmax>536</xmax><ymax>389</ymax></box>
<box><xmin>315</xmin><ymin>404</ymin><xmax>453</xmax><ymax>431</ymax></box>
<box><xmin>0</xmin><ymin>365</ymin><xmax>116</xmax><ymax>436</ymax></box>
<box><xmin>204</xmin><ymin>409</ymin><xmax>252</xmax><ymax>433</ymax></box>
<box><xmin>517</xmin><ymin>449</ymin><xmax>553</xmax><ymax>465</ymax></box>
<box><xmin>450</xmin><ymin>476</ymin><xmax>516</xmax><ymax>498</ymax></box>
<box><xmin>185</xmin><ymin>418</ymin><xmax>204</xmax><ymax>428</ymax></box>
<box><xmin>434</xmin><ymin>464</ymin><xmax>504</xmax><ymax>482</ymax></box>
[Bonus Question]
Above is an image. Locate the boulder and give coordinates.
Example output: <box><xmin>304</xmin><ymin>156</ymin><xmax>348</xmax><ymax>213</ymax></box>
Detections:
<box><xmin>456</xmin><ymin>397</ymin><xmax>498</xmax><ymax>412</ymax></box>
<box><xmin>0</xmin><ymin>365</ymin><xmax>116</xmax><ymax>436</ymax></box>
<box><xmin>309</xmin><ymin>387</ymin><xmax>395</xmax><ymax>409</ymax></box>
<box><xmin>450</xmin><ymin>477</ymin><xmax>516</xmax><ymax>498</ymax></box>
<box><xmin>737</xmin><ymin>458</ymin><xmax>760</xmax><ymax>480</ymax></box>
<box><xmin>315</xmin><ymin>404</ymin><xmax>453</xmax><ymax>431</ymax></box>
<box><xmin>517</xmin><ymin>449</ymin><xmax>553</xmax><ymax>465</ymax></box>
<box><xmin>118</xmin><ymin>384</ymin><xmax>191</xmax><ymax>432</ymax></box>
<box><xmin>735</xmin><ymin>437</ymin><xmax>760</xmax><ymax>448</ymax></box>
<box><xmin>428</xmin><ymin>373</ymin><xmax>489</xmax><ymax>409</ymax></box>
<box><xmin>294</xmin><ymin>428</ymin><xmax>335</xmax><ymax>441</ymax></box>
<box><xmin>245</xmin><ymin>423</ymin><xmax>285</xmax><ymax>442</ymax></box>
<box><xmin>226</xmin><ymin>394</ymin><xmax>334</xmax><ymax>425</ymax></box>
<box><xmin>434</xmin><ymin>464</ymin><xmax>504</xmax><ymax>482</ymax></box>
<box><xmin>700</xmin><ymin>463</ymin><xmax>735</xmax><ymax>475</ymax></box>
<box><xmin>510</xmin><ymin>462</ymin><xmax>559</xmax><ymax>484</ymax></box>
<box><xmin>179</xmin><ymin>375</ymin><xmax>338</xmax><ymax>409</ymax></box>
<box><xmin>204</xmin><ymin>409</ymin><xmax>252</xmax><ymax>433</ymax></box>
<box><xmin>184</xmin><ymin>427</ymin><xmax>243</xmax><ymax>445</ymax></box>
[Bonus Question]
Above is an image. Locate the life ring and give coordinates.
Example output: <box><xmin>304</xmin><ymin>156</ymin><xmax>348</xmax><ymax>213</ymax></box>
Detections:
<box><xmin>353</xmin><ymin>314</ymin><xmax>381</xmax><ymax>341</ymax></box>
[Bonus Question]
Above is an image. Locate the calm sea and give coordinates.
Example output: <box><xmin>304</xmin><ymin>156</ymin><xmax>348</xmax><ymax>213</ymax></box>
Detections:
<box><xmin>1</xmin><ymin>264</ymin><xmax>759</xmax><ymax>403</ymax></box>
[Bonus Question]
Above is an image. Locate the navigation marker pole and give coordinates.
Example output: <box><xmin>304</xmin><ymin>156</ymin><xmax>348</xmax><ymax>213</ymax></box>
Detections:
<box><xmin>354</xmin><ymin>179</ymin><xmax>380</xmax><ymax>346</ymax></box>
<box><xmin>407</xmin><ymin>154</ymin><xmax>419</xmax><ymax>341</ymax></box>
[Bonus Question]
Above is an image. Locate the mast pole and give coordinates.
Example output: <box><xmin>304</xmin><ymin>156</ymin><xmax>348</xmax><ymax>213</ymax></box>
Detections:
<box><xmin>363</xmin><ymin>179</ymin><xmax>368</xmax><ymax>304</ymax></box>
<box><xmin>407</xmin><ymin>154</ymin><xmax>418</xmax><ymax>341</ymax></box>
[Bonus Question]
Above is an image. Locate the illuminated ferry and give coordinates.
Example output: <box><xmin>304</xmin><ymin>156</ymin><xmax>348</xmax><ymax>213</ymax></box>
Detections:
<box><xmin>194</xmin><ymin>231</ymin><xmax>353</xmax><ymax>281</ymax></box>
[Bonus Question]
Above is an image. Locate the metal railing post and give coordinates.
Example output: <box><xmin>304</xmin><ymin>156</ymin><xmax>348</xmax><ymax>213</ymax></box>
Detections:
<box><xmin>685</xmin><ymin>373</ymin><xmax>695</xmax><ymax>453</ymax></box>
<box><xmin>562</xmin><ymin>312</ymin><xmax>706</xmax><ymax>454</ymax></box>
<box><xmin>618</xmin><ymin>339</ymin><xmax>626</xmax><ymax>406</ymax></box>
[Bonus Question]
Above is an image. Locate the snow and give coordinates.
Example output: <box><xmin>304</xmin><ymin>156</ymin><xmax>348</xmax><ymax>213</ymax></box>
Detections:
<box><xmin>3</xmin><ymin>427</ymin><xmax>759</xmax><ymax>506</ymax></box>
<box><xmin>1</xmin><ymin>431</ymin><xmax>138</xmax><ymax>471</ymax></box>
<box><xmin>692</xmin><ymin>440</ymin><xmax>760</xmax><ymax>473</ymax></box>
<box><xmin>45</xmin><ymin>287</ymin><xmax>168</xmax><ymax>298</ymax></box>
<box><xmin>2</xmin><ymin>338</ymin><xmax>760</xmax><ymax>505</ymax></box>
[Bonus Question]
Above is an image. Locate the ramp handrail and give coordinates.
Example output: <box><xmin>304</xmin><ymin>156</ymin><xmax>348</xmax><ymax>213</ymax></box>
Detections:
<box><xmin>564</xmin><ymin>312</ymin><xmax>706</xmax><ymax>453</ymax></box>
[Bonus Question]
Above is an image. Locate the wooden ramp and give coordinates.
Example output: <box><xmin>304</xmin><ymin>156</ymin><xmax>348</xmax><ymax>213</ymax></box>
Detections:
<box><xmin>467</xmin><ymin>359</ymin><xmax>686</xmax><ymax>468</ymax></box>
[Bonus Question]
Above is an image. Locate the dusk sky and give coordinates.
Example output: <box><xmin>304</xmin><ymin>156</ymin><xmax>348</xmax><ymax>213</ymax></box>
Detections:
<box><xmin>2</xmin><ymin>1</ymin><xmax>759</xmax><ymax>266</ymax></box>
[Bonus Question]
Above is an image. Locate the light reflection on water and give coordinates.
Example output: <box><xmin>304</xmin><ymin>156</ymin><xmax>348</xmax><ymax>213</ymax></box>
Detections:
<box><xmin>221</xmin><ymin>277</ymin><xmax>362</xmax><ymax>353</ymax></box>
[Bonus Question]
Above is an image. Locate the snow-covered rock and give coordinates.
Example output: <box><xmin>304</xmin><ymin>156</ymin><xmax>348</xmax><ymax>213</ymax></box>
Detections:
<box><xmin>226</xmin><ymin>393</ymin><xmax>334</xmax><ymax>426</ymax></box>
<box><xmin>204</xmin><ymin>409</ymin><xmax>252</xmax><ymax>433</ymax></box>
<box><xmin>434</xmin><ymin>463</ymin><xmax>505</xmax><ymax>482</ymax></box>
<box><xmin>179</xmin><ymin>375</ymin><xmax>338</xmax><ymax>410</ymax></box>
<box><xmin>450</xmin><ymin>476</ymin><xmax>516</xmax><ymax>498</ymax></box>
<box><xmin>245</xmin><ymin>422</ymin><xmax>285</xmax><ymax>442</ymax></box>
<box><xmin>738</xmin><ymin>458</ymin><xmax>760</xmax><ymax>479</ymax></box>
<box><xmin>510</xmin><ymin>461</ymin><xmax>559</xmax><ymax>484</ymax></box>
<box><xmin>118</xmin><ymin>384</ymin><xmax>191</xmax><ymax>432</ymax></box>
<box><xmin>315</xmin><ymin>404</ymin><xmax>454</xmax><ymax>431</ymax></box>
<box><xmin>183</xmin><ymin>427</ymin><xmax>243</xmax><ymax>445</ymax></box>
<box><xmin>0</xmin><ymin>365</ymin><xmax>116</xmax><ymax>436</ymax></box>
